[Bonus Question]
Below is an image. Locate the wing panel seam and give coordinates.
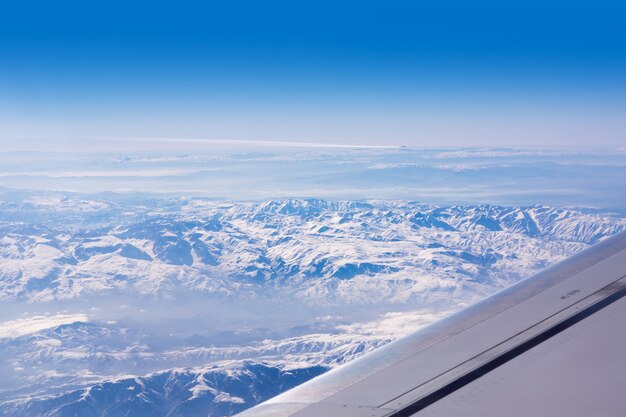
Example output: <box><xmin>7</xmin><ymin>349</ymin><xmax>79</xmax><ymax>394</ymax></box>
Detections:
<box><xmin>383</xmin><ymin>275</ymin><xmax>626</xmax><ymax>417</ymax></box>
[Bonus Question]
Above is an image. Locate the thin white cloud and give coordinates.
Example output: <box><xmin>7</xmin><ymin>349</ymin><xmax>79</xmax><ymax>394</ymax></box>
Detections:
<box><xmin>107</xmin><ymin>136</ymin><xmax>403</xmax><ymax>150</ymax></box>
<box><xmin>0</xmin><ymin>168</ymin><xmax>216</xmax><ymax>178</ymax></box>
<box><xmin>0</xmin><ymin>314</ymin><xmax>88</xmax><ymax>339</ymax></box>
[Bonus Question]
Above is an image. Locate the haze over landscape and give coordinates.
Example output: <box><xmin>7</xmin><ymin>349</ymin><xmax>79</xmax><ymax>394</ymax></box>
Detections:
<box><xmin>0</xmin><ymin>146</ymin><xmax>624</xmax><ymax>416</ymax></box>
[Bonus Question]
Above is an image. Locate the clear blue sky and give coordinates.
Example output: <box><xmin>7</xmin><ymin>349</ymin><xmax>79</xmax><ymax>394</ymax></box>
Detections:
<box><xmin>1</xmin><ymin>0</ymin><xmax>625</xmax><ymax>149</ymax></box>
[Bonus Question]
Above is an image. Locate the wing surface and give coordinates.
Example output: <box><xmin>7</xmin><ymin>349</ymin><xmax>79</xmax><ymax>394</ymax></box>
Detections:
<box><xmin>237</xmin><ymin>231</ymin><xmax>626</xmax><ymax>417</ymax></box>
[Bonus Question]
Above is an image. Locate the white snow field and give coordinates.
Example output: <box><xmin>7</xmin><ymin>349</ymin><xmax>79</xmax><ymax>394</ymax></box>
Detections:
<box><xmin>0</xmin><ymin>196</ymin><xmax>624</xmax><ymax>416</ymax></box>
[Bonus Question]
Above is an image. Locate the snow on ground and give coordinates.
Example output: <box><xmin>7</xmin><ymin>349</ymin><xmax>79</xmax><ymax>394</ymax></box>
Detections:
<box><xmin>0</xmin><ymin>196</ymin><xmax>624</xmax><ymax>416</ymax></box>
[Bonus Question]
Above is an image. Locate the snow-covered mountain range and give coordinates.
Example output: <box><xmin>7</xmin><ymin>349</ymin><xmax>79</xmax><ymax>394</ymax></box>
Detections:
<box><xmin>0</xmin><ymin>361</ymin><xmax>328</xmax><ymax>417</ymax></box>
<box><xmin>0</xmin><ymin>197</ymin><xmax>624</xmax><ymax>416</ymax></box>
<box><xmin>1</xmin><ymin>198</ymin><xmax>623</xmax><ymax>304</ymax></box>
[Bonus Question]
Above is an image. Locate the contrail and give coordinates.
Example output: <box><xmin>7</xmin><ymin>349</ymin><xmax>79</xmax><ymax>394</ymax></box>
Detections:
<box><xmin>105</xmin><ymin>136</ymin><xmax>405</xmax><ymax>149</ymax></box>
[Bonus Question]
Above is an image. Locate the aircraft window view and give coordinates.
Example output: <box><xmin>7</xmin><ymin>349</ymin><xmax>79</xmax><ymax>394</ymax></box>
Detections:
<box><xmin>1</xmin><ymin>1</ymin><xmax>625</xmax><ymax>417</ymax></box>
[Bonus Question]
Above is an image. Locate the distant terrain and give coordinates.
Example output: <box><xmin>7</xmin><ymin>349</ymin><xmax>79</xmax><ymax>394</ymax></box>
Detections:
<box><xmin>0</xmin><ymin>196</ymin><xmax>623</xmax><ymax>416</ymax></box>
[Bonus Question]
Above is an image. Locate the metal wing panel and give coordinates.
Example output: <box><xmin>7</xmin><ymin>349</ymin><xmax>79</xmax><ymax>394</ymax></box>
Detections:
<box><xmin>417</xmin><ymin>293</ymin><xmax>626</xmax><ymax>417</ymax></box>
<box><xmin>325</xmin><ymin>255</ymin><xmax>626</xmax><ymax>409</ymax></box>
<box><xmin>236</xmin><ymin>231</ymin><xmax>626</xmax><ymax>417</ymax></box>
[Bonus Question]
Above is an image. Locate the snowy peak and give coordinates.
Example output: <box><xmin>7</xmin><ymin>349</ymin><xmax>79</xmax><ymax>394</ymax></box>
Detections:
<box><xmin>0</xmin><ymin>199</ymin><xmax>623</xmax><ymax>304</ymax></box>
<box><xmin>0</xmin><ymin>362</ymin><xmax>328</xmax><ymax>417</ymax></box>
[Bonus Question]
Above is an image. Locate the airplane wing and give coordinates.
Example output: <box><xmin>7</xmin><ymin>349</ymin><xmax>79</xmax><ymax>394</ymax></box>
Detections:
<box><xmin>236</xmin><ymin>230</ymin><xmax>626</xmax><ymax>417</ymax></box>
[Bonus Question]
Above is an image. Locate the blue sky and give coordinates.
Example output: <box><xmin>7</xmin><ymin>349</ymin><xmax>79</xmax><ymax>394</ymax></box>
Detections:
<box><xmin>1</xmin><ymin>0</ymin><xmax>625</xmax><ymax>149</ymax></box>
